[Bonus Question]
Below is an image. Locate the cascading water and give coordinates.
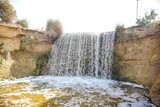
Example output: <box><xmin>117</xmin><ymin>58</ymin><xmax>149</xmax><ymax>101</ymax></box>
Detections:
<box><xmin>0</xmin><ymin>32</ymin><xmax>155</xmax><ymax>107</ymax></box>
<box><xmin>49</xmin><ymin>32</ymin><xmax>115</xmax><ymax>78</ymax></box>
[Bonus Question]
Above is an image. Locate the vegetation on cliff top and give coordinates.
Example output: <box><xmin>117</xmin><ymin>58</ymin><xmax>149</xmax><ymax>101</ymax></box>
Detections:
<box><xmin>115</xmin><ymin>9</ymin><xmax>160</xmax><ymax>42</ymax></box>
<box><xmin>136</xmin><ymin>9</ymin><xmax>158</xmax><ymax>28</ymax></box>
<box><xmin>15</xmin><ymin>19</ymin><xmax>29</xmax><ymax>28</ymax></box>
<box><xmin>46</xmin><ymin>19</ymin><xmax>63</xmax><ymax>36</ymax></box>
<box><xmin>46</xmin><ymin>19</ymin><xmax>63</xmax><ymax>43</ymax></box>
<box><xmin>0</xmin><ymin>0</ymin><xmax>16</xmax><ymax>22</ymax></box>
<box><xmin>0</xmin><ymin>0</ymin><xmax>29</xmax><ymax>28</ymax></box>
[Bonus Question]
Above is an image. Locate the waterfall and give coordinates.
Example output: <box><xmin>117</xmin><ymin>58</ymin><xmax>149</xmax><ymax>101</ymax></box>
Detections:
<box><xmin>49</xmin><ymin>32</ymin><xmax>115</xmax><ymax>79</ymax></box>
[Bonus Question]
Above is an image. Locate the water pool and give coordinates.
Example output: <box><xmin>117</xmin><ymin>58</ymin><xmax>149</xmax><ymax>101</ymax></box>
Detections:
<box><xmin>0</xmin><ymin>76</ymin><xmax>155</xmax><ymax>107</ymax></box>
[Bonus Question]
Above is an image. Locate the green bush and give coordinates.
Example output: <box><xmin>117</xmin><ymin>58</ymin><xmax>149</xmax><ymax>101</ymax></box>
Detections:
<box><xmin>115</xmin><ymin>24</ymin><xmax>124</xmax><ymax>34</ymax></box>
<box><xmin>16</xmin><ymin>19</ymin><xmax>29</xmax><ymax>28</ymax></box>
<box><xmin>136</xmin><ymin>9</ymin><xmax>158</xmax><ymax>27</ymax></box>
<box><xmin>115</xmin><ymin>24</ymin><xmax>124</xmax><ymax>41</ymax></box>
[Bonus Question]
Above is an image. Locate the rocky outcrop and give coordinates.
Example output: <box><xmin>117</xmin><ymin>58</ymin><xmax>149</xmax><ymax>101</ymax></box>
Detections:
<box><xmin>0</xmin><ymin>23</ymin><xmax>52</xmax><ymax>78</ymax></box>
<box><xmin>0</xmin><ymin>54</ymin><xmax>14</xmax><ymax>78</ymax></box>
<box><xmin>0</xmin><ymin>24</ymin><xmax>20</xmax><ymax>37</ymax></box>
<box><xmin>113</xmin><ymin>26</ymin><xmax>160</xmax><ymax>106</ymax></box>
<box><xmin>113</xmin><ymin>26</ymin><xmax>160</xmax><ymax>86</ymax></box>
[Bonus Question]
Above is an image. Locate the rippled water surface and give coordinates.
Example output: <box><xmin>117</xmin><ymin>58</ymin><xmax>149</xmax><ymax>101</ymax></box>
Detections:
<box><xmin>0</xmin><ymin>76</ymin><xmax>155</xmax><ymax>107</ymax></box>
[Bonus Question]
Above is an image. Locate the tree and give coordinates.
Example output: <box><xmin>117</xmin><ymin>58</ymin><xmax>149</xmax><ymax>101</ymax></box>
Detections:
<box><xmin>136</xmin><ymin>9</ymin><xmax>158</xmax><ymax>27</ymax></box>
<box><xmin>0</xmin><ymin>0</ymin><xmax>16</xmax><ymax>22</ymax></box>
<box><xmin>15</xmin><ymin>19</ymin><xmax>29</xmax><ymax>28</ymax></box>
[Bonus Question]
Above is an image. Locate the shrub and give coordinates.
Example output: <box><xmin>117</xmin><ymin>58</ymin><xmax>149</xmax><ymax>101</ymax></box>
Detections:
<box><xmin>115</xmin><ymin>24</ymin><xmax>124</xmax><ymax>34</ymax></box>
<box><xmin>15</xmin><ymin>19</ymin><xmax>29</xmax><ymax>28</ymax></box>
<box><xmin>0</xmin><ymin>0</ymin><xmax>16</xmax><ymax>22</ymax></box>
<box><xmin>152</xmin><ymin>20</ymin><xmax>160</xmax><ymax>28</ymax></box>
<box><xmin>46</xmin><ymin>19</ymin><xmax>63</xmax><ymax>43</ymax></box>
<box><xmin>136</xmin><ymin>9</ymin><xmax>158</xmax><ymax>27</ymax></box>
<box><xmin>46</xmin><ymin>19</ymin><xmax>63</xmax><ymax>36</ymax></box>
<box><xmin>115</xmin><ymin>24</ymin><xmax>125</xmax><ymax>41</ymax></box>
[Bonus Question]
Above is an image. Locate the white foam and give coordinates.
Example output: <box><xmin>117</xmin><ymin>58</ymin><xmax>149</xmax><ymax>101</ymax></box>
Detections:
<box><xmin>0</xmin><ymin>76</ymin><xmax>155</xmax><ymax>107</ymax></box>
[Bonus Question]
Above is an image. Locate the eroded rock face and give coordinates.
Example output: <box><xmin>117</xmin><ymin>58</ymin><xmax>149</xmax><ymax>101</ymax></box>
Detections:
<box><xmin>0</xmin><ymin>37</ymin><xmax>20</xmax><ymax>52</ymax></box>
<box><xmin>0</xmin><ymin>23</ymin><xmax>52</xmax><ymax>78</ymax></box>
<box><xmin>0</xmin><ymin>55</ymin><xmax>11</xmax><ymax>76</ymax></box>
<box><xmin>113</xmin><ymin>35</ymin><xmax>160</xmax><ymax>87</ymax></box>
<box><xmin>0</xmin><ymin>24</ymin><xmax>20</xmax><ymax>37</ymax></box>
<box><xmin>113</xmin><ymin>26</ymin><xmax>160</xmax><ymax>106</ymax></box>
<box><xmin>113</xmin><ymin>27</ymin><xmax>160</xmax><ymax>87</ymax></box>
<box><xmin>10</xmin><ymin>51</ymin><xmax>36</xmax><ymax>77</ymax></box>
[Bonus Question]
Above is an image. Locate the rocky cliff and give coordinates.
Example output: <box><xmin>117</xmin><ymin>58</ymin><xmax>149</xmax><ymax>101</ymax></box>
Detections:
<box><xmin>0</xmin><ymin>23</ymin><xmax>51</xmax><ymax>78</ymax></box>
<box><xmin>113</xmin><ymin>26</ymin><xmax>160</xmax><ymax>106</ymax></box>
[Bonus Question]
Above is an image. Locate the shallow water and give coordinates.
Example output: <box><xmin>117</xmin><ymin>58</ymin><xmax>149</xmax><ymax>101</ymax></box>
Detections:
<box><xmin>0</xmin><ymin>76</ymin><xmax>155</xmax><ymax>107</ymax></box>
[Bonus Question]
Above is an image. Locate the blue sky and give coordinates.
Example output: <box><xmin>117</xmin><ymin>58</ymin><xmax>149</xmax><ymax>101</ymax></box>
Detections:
<box><xmin>10</xmin><ymin>0</ymin><xmax>160</xmax><ymax>33</ymax></box>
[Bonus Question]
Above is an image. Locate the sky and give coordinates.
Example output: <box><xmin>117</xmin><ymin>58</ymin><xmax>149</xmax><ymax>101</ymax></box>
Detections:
<box><xmin>10</xmin><ymin>0</ymin><xmax>160</xmax><ymax>33</ymax></box>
